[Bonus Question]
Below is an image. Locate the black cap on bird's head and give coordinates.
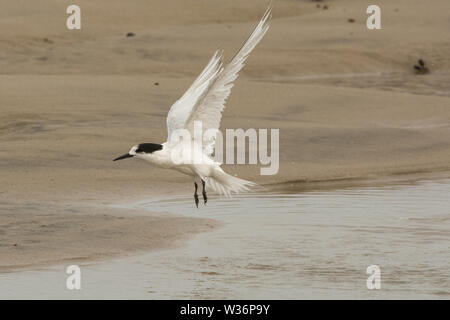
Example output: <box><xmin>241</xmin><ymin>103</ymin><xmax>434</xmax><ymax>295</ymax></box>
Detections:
<box><xmin>113</xmin><ymin>143</ymin><xmax>163</xmax><ymax>161</ymax></box>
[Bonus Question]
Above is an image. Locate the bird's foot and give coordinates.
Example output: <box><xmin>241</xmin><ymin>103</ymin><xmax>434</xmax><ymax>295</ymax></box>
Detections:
<box><xmin>194</xmin><ymin>182</ymin><xmax>199</xmax><ymax>208</ymax></box>
<box><xmin>194</xmin><ymin>194</ymin><xmax>199</xmax><ymax>208</ymax></box>
<box><xmin>201</xmin><ymin>179</ymin><xmax>207</xmax><ymax>205</ymax></box>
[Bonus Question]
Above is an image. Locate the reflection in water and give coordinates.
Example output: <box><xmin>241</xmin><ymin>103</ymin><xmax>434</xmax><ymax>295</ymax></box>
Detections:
<box><xmin>1</xmin><ymin>179</ymin><xmax>449</xmax><ymax>299</ymax></box>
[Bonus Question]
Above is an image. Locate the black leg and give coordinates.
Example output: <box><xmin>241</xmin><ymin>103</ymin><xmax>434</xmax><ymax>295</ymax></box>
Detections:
<box><xmin>194</xmin><ymin>182</ymin><xmax>199</xmax><ymax>208</ymax></box>
<box><xmin>201</xmin><ymin>179</ymin><xmax>207</xmax><ymax>205</ymax></box>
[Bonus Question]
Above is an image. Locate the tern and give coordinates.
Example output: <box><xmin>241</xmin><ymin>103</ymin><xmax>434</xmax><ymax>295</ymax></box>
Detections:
<box><xmin>114</xmin><ymin>6</ymin><xmax>271</xmax><ymax>207</ymax></box>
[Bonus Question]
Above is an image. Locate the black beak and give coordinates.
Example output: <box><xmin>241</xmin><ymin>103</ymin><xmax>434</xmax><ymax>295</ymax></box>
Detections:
<box><xmin>113</xmin><ymin>153</ymin><xmax>133</xmax><ymax>161</ymax></box>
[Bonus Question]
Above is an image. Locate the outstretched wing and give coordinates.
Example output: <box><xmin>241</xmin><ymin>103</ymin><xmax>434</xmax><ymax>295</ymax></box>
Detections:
<box><xmin>166</xmin><ymin>6</ymin><xmax>272</xmax><ymax>153</ymax></box>
<box><xmin>185</xmin><ymin>7</ymin><xmax>271</xmax><ymax>137</ymax></box>
<box><xmin>166</xmin><ymin>50</ymin><xmax>224</xmax><ymax>140</ymax></box>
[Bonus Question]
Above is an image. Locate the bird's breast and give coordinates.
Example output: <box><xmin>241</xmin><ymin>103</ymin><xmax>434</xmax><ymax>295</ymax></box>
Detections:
<box><xmin>138</xmin><ymin>151</ymin><xmax>173</xmax><ymax>168</ymax></box>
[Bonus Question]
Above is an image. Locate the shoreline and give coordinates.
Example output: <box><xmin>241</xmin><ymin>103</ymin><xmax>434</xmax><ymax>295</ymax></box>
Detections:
<box><xmin>2</xmin><ymin>169</ymin><xmax>449</xmax><ymax>274</ymax></box>
<box><xmin>0</xmin><ymin>205</ymin><xmax>221</xmax><ymax>274</ymax></box>
<box><xmin>263</xmin><ymin>168</ymin><xmax>450</xmax><ymax>193</ymax></box>
<box><xmin>1</xmin><ymin>172</ymin><xmax>449</xmax><ymax>299</ymax></box>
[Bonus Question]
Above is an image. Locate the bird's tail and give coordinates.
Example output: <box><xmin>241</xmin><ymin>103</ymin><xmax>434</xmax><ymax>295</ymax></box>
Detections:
<box><xmin>206</xmin><ymin>168</ymin><xmax>256</xmax><ymax>197</ymax></box>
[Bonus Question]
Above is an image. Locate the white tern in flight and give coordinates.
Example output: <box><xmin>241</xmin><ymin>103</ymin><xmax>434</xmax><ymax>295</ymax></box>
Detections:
<box><xmin>114</xmin><ymin>6</ymin><xmax>272</xmax><ymax>207</ymax></box>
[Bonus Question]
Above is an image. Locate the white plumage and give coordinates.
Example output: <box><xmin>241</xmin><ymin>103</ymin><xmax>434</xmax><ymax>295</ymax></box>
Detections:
<box><xmin>167</xmin><ymin>6</ymin><xmax>272</xmax><ymax>153</ymax></box>
<box><xmin>115</xmin><ymin>6</ymin><xmax>271</xmax><ymax>205</ymax></box>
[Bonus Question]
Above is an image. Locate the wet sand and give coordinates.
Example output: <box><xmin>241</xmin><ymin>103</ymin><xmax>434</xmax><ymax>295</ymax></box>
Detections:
<box><xmin>0</xmin><ymin>204</ymin><xmax>219</xmax><ymax>272</ymax></box>
<box><xmin>2</xmin><ymin>178</ymin><xmax>449</xmax><ymax>299</ymax></box>
<box><xmin>1</xmin><ymin>0</ymin><xmax>450</xmax><ymax>272</ymax></box>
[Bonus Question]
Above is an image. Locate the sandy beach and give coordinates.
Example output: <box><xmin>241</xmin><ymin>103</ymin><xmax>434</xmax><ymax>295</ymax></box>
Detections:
<box><xmin>1</xmin><ymin>0</ymin><xmax>449</xmax><ymax>272</ymax></box>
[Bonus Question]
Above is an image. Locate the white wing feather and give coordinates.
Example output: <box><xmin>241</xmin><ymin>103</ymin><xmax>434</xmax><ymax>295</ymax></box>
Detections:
<box><xmin>166</xmin><ymin>6</ymin><xmax>271</xmax><ymax>152</ymax></box>
<box><xmin>166</xmin><ymin>50</ymin><xmax>224</xmax><ymax>140</ymax></box>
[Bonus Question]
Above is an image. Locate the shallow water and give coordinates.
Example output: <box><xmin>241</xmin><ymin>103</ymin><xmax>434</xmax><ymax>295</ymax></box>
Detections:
<box><xmin>1</xmin><ymin>179</ymin><xmax>449</xmax><ymax>299</ymax></box>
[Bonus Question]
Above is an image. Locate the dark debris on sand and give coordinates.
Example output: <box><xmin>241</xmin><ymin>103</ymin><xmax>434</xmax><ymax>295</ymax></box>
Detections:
<box><xmin>414</xmin><ymin>59</ymin><xmax>430</xmax><ymax>75</ymax></box>
<box><xmin>313</xmin><ymin>0</ymin><xmax>328</xmax><ymax>9</ymax></box>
